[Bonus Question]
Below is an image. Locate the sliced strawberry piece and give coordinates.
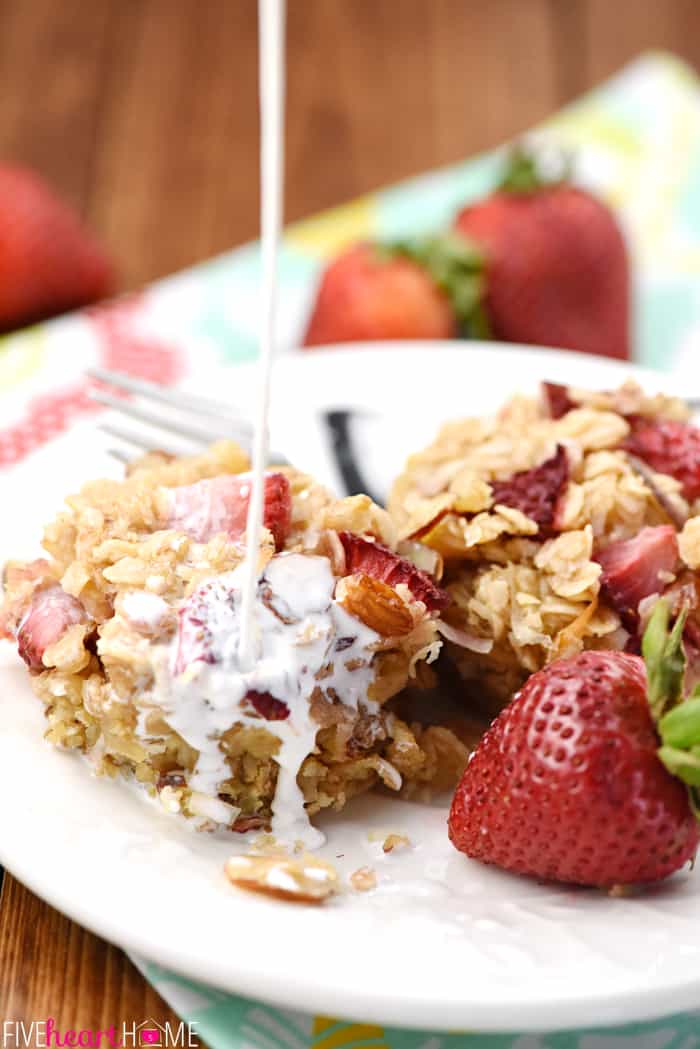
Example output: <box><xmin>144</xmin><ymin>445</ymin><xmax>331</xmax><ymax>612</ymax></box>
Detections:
<box><xmin>16</xmin><ymin>586</ymin><xmax>87</xmax><ymax>671</ymax></box>
<box><xmin>0</xmin><ymin>558</ymin><xmax>54</xmax><ymax>640</ymax></box>
<box><xmin>258</xmin><ymin>473</ymin><xmax>292</xmax><ymax>549</ymax></box>
<box><xmin>242</xmin><ymin>690</ymin><xmax>290</xmax><ymax>721</ymax></box>
<box><xmin>596</xmin><ymin>526</ymin><xmax>679</xmax><ymax>627</ymax></box>
<box><xmin>623</xmin><ymin>420</ymin><xmax>700</xmax><ymax>502</ymax></box>
<box><xmin>167</xmin><ymin>472</ymin><xmax>291</xmax><ymax>549</ymax></box>
<box><xmin>542</xmin><ymin>382</ymin><xmax>575</xmax><ymax>419</ymax></box>
<box><xmin>490</xmin><ymin>445</ymin><xmax>569</xmax><ymax>536</ymax></box>
<box><xmin>337</xmin><ymin>532</ymin><xmax>449</xmax><ymax>612</ymax></box>
<box><xmin>173</xmin><ymin>583</ymin><xmax>218</xmax><ymax>675</ymax></box>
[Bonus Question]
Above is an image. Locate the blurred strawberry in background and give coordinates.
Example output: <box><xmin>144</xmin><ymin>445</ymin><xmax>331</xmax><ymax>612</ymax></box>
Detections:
<box><xmin>303</xmin><ymin>146</ymin><xmax>630</xmax><ymax>361</ymax></box>
<box><xmin>453</xmin><ymin>148</ymin><xmax>630</xmax><ymax>360</ymax></box>
<box><xmin>304</xmin><ymin>242</ymin><xmax>457</xmax><ymax>346</ymax></box>
<box><xmin>0</xmin><ymin>166</ymin><xmax>114</xmax><ymax>333</ymax></box>
<box><xmin>303</xmin><ymin>237</ymin><xmax>486</xmax><ymax>347</ymax></box>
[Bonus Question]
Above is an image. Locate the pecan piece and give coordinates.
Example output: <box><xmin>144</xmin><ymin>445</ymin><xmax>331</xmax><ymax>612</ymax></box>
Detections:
<box><xmin>339</xmin><ymin>574</ymin><xmax>413</xmax><ymax>637</ymax></box>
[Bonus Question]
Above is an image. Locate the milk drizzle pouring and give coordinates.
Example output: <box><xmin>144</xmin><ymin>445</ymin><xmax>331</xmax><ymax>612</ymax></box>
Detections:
<box><xmin>238</xmin><ymin>0</ymin><xmax>286</xmax><ymax>672</ymax></box>
<box><xmin>150</xmin><ymin>1</ymin><xmax>382</xmax><ymax>846</ymax></box>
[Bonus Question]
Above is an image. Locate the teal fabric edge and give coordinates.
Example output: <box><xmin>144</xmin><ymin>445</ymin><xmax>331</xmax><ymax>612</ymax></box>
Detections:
<box><xmin>134</xmin><ymin>958</ymin><xmax>700</xmax><ymax>1047</ymax></box>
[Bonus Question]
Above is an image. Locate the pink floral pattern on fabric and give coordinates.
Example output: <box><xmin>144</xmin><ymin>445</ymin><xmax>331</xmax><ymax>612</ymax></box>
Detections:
<box><xmin>0</xmin><ymin>298</ymin><xmax>184</xmax><ymax>469</ymax></box>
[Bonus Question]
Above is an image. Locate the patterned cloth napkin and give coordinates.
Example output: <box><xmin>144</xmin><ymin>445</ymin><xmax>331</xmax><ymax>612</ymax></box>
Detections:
<box><xmin>2</xmin><ymin>51</ymin><xmax>700</xmax><ymax>1047</ymax></box>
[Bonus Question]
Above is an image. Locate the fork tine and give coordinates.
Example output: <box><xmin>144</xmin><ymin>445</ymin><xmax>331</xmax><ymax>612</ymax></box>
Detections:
<box><xmin>88</xmin><ymin>390</ymin><xmax>245</xmax><ymax>445</ymax></box>
<box><xmin>87</xmin><ymin>367</ymin><xmax>242</xmax><ymax>422</ymax></box>
<box><xmin>99</xmin><ymin>421</ymin><xmax>195</xmax><ymax>456</ymax></box>
<box><xmin>106</xmin><ymin>447</ymin><xmax>133</xmax><ymax>464</ymax></box>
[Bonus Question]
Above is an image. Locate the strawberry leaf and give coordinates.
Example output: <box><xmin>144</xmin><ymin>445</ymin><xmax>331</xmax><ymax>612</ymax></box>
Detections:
<box><xmin>642</xmin><ymin>599</ymin><xmax>687</xmax><ymax>721</ymax></box>
<box><xmin>658</xmin><ymin>697</ymin><xmax>700</xmax><ymax>799</ymax></box>
<box><xmin>498</xmin><ymin>143</ymin><xmax>573</xmax><ymax>194</ymax></box>
<box><xmin>658</xmin><ymin>745</ymin><xmax>700</xmax><ymax>788</ymax></box>
<box><xmin>648</xmin><ymin>603</ymin><xmax>700</xmax><ymax>804</ymax></box>
<box><xmin>658</xmin><ymin>697</ymin><xmax>700</xmax><ymax>749</ymax></box>
<box><xmin>384</xmin><ymin>235</ymin><xmax>491</xmax><ymax>338</ymax></box>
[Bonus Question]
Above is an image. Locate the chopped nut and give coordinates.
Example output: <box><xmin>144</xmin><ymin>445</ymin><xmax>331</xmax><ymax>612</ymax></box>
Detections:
<box><xmin>382</xmin><ymin>833</ymin><xmax>410</xmax><ymax>853</ymax></box>
<box><xmin>338</xmin><ymin>574</ymin><xmax>413</xmax><ymax>636</ymax></box>
<box><xmin>680</xmin><ymin>516</ymin><xmax>700</xmax><ymax>570</ymax></box>
<box><xmin>350</xmin><ymin>866</ymin><xmax>377</xmax><ymax>892</ymax></box>
<box><xmin>550</xmin><ymin>598</ymin><xmax>598</xmax><ymax>663</ymax></box>
<box><xmin>396</xmin><ymin>540</ymin><xmax>444</xmax><ymax>580</ymax></box>
<box><xmin>371</xmin><ymin>756</ymin><xmax>402</xmax><ymax>791</ymax></box>
<box><xmin>159</xmin><ymin>785</ymin><xmax>184</xmax><ymax>814</ymax></box>
<box><xmin>224</xmin><ymin>852</ymin><xmax>339</xmax><ymax>903</ymax></box>
<box><xmin>188</xmin><ymin>792</ymin><xmax>239</xmax><ymax>825</ymax></box>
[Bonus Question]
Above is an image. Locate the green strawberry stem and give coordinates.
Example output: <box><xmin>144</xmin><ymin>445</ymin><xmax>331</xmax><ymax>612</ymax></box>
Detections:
<box><xmin>382</xmin><ymin>235</ymin><xmax>491</xmax><ymax>338</ymax></box>
<box><xmin>643</xmin><ymin>599</ymin><xmax>687</xmax><ymax>721</ymax></box>
<box><xmin>498</xmin><ymin>143</ymin><xmax>572</xmax><ymax>194</ymax></box>
<box><xmin>642</xmin><ymin>598</ymin><xmax>700</xmax><ymax>812</ymax></box>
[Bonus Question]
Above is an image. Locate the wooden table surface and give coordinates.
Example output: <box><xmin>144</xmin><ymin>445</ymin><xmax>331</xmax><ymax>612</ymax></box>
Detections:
<box><xmin>1</xmin><ymin>0</ymin><xmax>700</xmax><ymax>1035</ymax></box>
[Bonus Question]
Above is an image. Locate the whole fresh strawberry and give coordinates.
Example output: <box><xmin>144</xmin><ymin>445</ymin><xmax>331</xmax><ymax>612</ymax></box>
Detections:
<box><xmin>453</xmin><ymin>147</ymin><xmax>630</xmax><ymax>360</ymax></box>
<box><xmin>0</xmin><ymin>166</ymin><xmax>114</xmax><ymax>332</ymax></box>
<box><xmin>448</xmin><ymin>601</ymin><xmax>700</xmax><ymax>886</ymax></box>
<box><xmin>302</xmin><ymin>238</ymin><xmax>487</xmax><ymax>347</ymax></box>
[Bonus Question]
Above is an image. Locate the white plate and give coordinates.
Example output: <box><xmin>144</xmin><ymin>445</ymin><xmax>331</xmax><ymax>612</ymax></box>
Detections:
<box><xmin>1</xmin><ymin>342</ymin><xmax>698</xmax><ymax>1034</ymax></box>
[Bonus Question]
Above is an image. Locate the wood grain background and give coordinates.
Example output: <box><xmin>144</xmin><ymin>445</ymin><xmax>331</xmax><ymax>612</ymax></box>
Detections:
<box><xmin>1</xmin><ymin>0</ymin><xmax>699</xmax><ymax>1034</ymax></box>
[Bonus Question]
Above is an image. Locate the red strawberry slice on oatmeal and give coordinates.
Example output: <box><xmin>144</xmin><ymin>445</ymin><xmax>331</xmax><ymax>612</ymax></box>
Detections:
<box><xmin>16</xmin><ymin>586</ymin><xmax>87</xmax><ymax>671</ymax></box>
<box><xmin>622</xmin><ymin>419</ymin><xmax>700</xmax><ymax>503</ymax></box>
<box><xmin>338</xmin><ymin>532</ymin><xmax>449</xmax><ymax>611</ymax></box>
<box><xmin>167</xmin><ymin>472</ymin><xmax>291</xmax><ymax>548</ymax></box>
<box><xmin>542</xmin><ymin>382</ymin><xmax>575</xmax><ymax>420</ymax></box>
<box><xmin>595</xmin><ymin>526</ymin><xmax>679</xmax><ymax>627</ymax></box>
<box><xmin>489</xmin><ymin>444</ymin><xmax>569</xmax><ymax>536</ymax></box>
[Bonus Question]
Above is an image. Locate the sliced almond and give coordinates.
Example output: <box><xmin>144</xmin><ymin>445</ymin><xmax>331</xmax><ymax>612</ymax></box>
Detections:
<box><xmin>396</xmin><ymin>539</ymin><xmax>444</xmax><ymax>581</ymax></box>
<box><xmin>350</xmin><ymin>866</ymin><xmax>377</xmax><ymax>892</ymax></box>
<box><xmin>339</xmin><ymin>574</ymin><xmax>413</xmax><ymax>637</ymax></box>
<box><xmin>224</xmin><ymin>852</ymin><xmax>338</xmax><ymax>904</ymax></box>
<box><xmin>382</xmin><ymin>833</ymin><xmax>410</xmax><ymax>853</ymax></box>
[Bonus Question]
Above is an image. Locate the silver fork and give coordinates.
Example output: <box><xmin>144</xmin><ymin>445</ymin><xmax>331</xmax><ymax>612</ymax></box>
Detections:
<box><xmin>87</xmin><ymin>366</ymin><xmax>379</xmax><ymax>499</ymax></box>
<box><xmin>87</xmin><ymin>366</ymin><xmax>273</xmax><ymax>463</ymax></box>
